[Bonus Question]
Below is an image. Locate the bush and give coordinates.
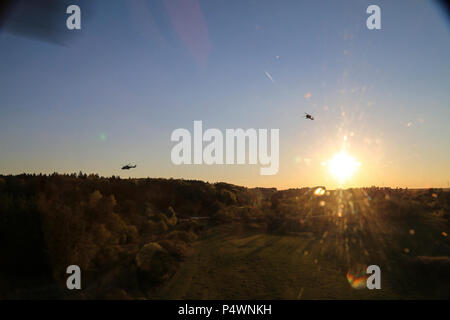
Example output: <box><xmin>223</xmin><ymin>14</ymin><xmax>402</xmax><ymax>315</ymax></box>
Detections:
<box><xmin>145</xmin><ymin>220</ymin><xmax>159</xmax><ymax>234</ymax></box>
<box><xmin>165</xmin><ymin>206</ymin><xmax>178</xmax><ymax>226</ymax></box>
<box><xmin>159</xmin><ymin>239</ymin><xmax>188</xmax><ymax>260</ymax></box>
<box><xmin>125</xmin><ymin>225</ymin><xmax>139</xmax><ymax>243</ymax></box>
<box><xmin>135</xmin><ymin>243</ymin><xmax>176</xmax><ymax>283</ymax></box>
<box><xmin>157</xmin><ymin>220</ymin><xmax>169</xmax><ymax>234</ymax></box>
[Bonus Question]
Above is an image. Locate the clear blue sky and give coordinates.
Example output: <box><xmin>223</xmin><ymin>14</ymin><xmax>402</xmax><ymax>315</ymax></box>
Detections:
<box><xmin>0</xmin><ymin>0</ymin><xmax>449</xmax><ymax>189</ymax></box>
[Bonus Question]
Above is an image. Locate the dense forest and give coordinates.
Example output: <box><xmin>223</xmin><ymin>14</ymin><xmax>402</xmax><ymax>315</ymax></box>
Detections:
<box><xmin>0</xmin><ymin>173</ymin><xmax>274</xmax><ymax>299</ymax></box>
<box><xmin>0</xmin><ymin>174</ymin><xmax>449</xmax><ymax>299</ymax></box>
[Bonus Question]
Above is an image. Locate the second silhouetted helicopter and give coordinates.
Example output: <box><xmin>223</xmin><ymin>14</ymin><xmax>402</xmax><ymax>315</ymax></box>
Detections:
<box><xmin>121</xmin><ymin>164</ymin><xmax>137</xmax><ymax>170</ymax></box>
<box><xmin>304</xmin><ymin>113</ymin><xmax>314</xmax><ymax>120</ymax></box>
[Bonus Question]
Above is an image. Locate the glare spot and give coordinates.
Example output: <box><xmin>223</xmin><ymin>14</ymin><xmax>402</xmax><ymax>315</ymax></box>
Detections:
<box><xmin>328</xmin><ymin>150</ymin><xmax>360</xmax><ymax>183</ymax></box>
<box><xmin>314</xmin><ymin>187</ymin><xmax>326</xmax><ymax>196</ymax></box>
<box><xmin>264</xmin><ymin>71</ymin><xmax>274</xmax><ymax>83</ymax></box>
<box><xmin>409</xmin><ymin>229</ymin><xmax>415</xmax><ymax>235</ymax></box>
<box><xmin>346</xmin><ymin>266</ymin><xmax>368</xmax><ymax>289</ymax></box>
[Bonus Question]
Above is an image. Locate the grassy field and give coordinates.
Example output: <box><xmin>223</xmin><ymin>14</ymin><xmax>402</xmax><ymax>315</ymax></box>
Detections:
<box><xmin>146</xmin><ymin>188</ymin><xmax>449</xmax><ymax>300</ymax></box>
<box><xmin>148</xmin><ymin>223</ymin><xmax>428</xmax><ymax>299</ymax></box>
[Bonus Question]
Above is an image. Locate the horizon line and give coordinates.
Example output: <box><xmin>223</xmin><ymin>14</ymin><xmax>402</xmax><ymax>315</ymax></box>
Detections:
<box><xmin>1</xmin><ymin>172</ymin><xmax>448</xmax><ymax>191</ymax></box>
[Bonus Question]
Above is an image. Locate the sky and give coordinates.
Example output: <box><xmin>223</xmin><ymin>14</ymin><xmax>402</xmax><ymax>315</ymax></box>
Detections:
<box><xmin>0</xmin><ymin>0</ymin><xmax>449</xmax><ymax>189</ymax></box>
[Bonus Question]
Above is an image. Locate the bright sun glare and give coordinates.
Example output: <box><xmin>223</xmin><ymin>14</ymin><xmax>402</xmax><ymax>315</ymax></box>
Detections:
<box><xmin>328</xmin><ymin>150</ymin><xmax>360</xmax><ymax>184</ymax></box>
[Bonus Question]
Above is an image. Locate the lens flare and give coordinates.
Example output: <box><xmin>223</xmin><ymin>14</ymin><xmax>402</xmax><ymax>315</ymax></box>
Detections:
<box><xmin>346</xmin><ymin>265</ymin><xmax>368</xmax><ymax>289</ymax></box>
<box><xmin>99</xmin><ymin>133</ymin><xmax>107</xmax><ymax>142</ymax></box>
<box><xmin>328</xmin><ymin>150</ymin><xmax>360</xmax><ymax>183</ymax></box>
<box><xmin>314</xmin><ymin>187</ymin><xmax>326</xmax><ymax>196</ymax></box>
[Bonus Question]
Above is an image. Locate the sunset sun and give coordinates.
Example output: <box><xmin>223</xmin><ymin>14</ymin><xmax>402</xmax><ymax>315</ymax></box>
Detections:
<box><xmin>328</xmin><ymin>150</ymin><xmax>360</xmax><ymax>184</ymax></box>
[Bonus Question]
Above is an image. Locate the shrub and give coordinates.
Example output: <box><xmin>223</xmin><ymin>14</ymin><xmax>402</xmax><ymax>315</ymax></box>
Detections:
<box><xmin>159</xmin><ymin>239</ymin><xmax>188</xmax><ymax>260</ymax></box>
<box><xmin>125</xmin><ymin>225</ymin><xmax>139</xmax><ymax>243</ymax></box>
<box><xmin>157</xmin><ymin>220</ymin><xmax>169</xmax><ymax>234</ymax></box>
<box><xmin>165</xmin><ymin>206</ymin><xmax>178</xmax><ymax>226</ymax></box>
<box><xmin>135</xmin><ymin>243</ymin><xmax>175</xmax><ymax>283</ymax></box>
<box><xmin>145</xmin><ymin>220</ymin><xmax>159</xmax><ymax>234</ymax></box>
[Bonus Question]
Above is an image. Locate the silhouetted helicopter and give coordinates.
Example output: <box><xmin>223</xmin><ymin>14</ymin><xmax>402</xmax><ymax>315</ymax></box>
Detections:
<box><xmin>121</xmin><ymin>164</ymin><xmax>137</xmax><ymax>170</ymax></box>
<box><xmin>304</xmin><ymin>113</ymin><xmax>314</xmax><ymax>120</ymax></box>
